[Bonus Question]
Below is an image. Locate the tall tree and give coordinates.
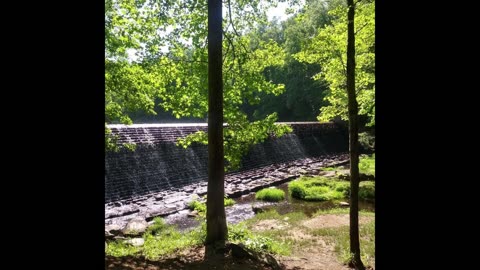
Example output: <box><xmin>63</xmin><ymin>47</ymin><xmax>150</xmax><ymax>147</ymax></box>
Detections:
<box><xmin>295</xmin><ymin>0</ymin><xmax>375</xmax><ymax>127</ymax></box>
<box><xmin>346</xmin><ymin>0</ymin><xmax>364</xmax><ymax>269</ymax></box>
<box><xmin>105</xmin><ymin>1</ymin><xmax>292</xmax><ymax>255</ymax></box>
<box><xmin>105</xmin><ymin>0</ymin><xmax>291</xmax><ymax>165</ymax></box>
<box><xmin>205</xmin><ymin>0</ymin><xmax>227</xmax><ymax>256</ymax></box>
<box><xmin>295</xmin><ymin>1</ymin><xmax>374</xmax><ymax>268</ymax></box>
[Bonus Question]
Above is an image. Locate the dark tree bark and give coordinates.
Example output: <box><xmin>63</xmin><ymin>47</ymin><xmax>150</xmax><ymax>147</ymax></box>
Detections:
<box><xmin>205</xmin><ymin>0</ymin><xmax>228</xmax><ymax>258</ymax></box>
<box><xmin>346</xmin><ymin>0</ymin><xmax>365</xmax><ymax>269</ymax></box>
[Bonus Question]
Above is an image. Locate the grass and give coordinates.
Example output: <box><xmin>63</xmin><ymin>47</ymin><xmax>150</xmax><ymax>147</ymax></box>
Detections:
<box><xmin>224</xmin><ymin>197</ymin><xmax>236</xmax><ymax>206</ymax></box>
<box><xmin>187</xmin><ymin>200</ymin><xmax>206</xmax><ymax>213</ymax></box>
<box><xmin>359</xmin><ymin>181</ymin><xmax>375</xmax><ymax>201</ymax></box>
<box><xmin>244</xmin><ymin>209</ymin><xmax>308</xmax><ymax>226</ymax></box>
<box><xmin>359</xmin><ymin>154</ymin><xmax>375</xmax><ymax>176</ymax></box>
<box><xmin>288</xmin><ymin>176</ymin><xmax>375</xmax><ymax>201</ymax></box>
<box><xmin>188</xmin><ymin>196</ymin><xmax>236</xmax><ymax>213</ymax></box>
<box><xmin>313</xmin><ymin>207</ymin><xmax>375</xmax><ymax>216</ymax></box>
<box><xmin>289</xmin><ymin>176</ymin><xmax>347</xmax><ymax>201</ymax></box>
<box><xmin>106</xmin><ymin>217</ymin><xmax>206</xmax><ymax>260</ymax></box>
<box><xmin>146</xmin><ymin>217</ymin><xmax>169</xmax><ymax>235</ymax></box>
<box><xmin>310</xmin><ymin>218</ymin><xmax>375</xmax><ymax>266</ymax></box>
<box><xmin>107</xmin><ymin>207</ymin><xmax>375</xmax><ymax>268</ymax></box>
<box><xmin>107</xmin><ymin>214</ymin><xmax>293</xmax><ymax>259</ymax></box>
<box><xmin>241</xmin><ymin>208</ymin><xmax>375</xmax><ymax>266</ymax></box>
<box><xmin>255</xmin><ymin>188</ymin><xmax>286</xmax><ymax>202</ymax></box>
<box><xmin>228</xmin><ymin>222</ymin><xmax>291</xmax><ymax>255</ymax></box>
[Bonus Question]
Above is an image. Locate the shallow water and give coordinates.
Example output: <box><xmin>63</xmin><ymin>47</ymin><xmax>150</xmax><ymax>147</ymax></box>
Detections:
<box><xmin>165</xmin><ymin>181</ymin><xmax>375</xmax><ymax>231</ymax></box>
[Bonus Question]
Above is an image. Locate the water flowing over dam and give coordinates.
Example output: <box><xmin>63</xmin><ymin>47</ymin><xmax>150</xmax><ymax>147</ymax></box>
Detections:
<box><xmin>105</xmin><ymin>122</ymin><xmax>348</xmax><ymax>203</ymax></box>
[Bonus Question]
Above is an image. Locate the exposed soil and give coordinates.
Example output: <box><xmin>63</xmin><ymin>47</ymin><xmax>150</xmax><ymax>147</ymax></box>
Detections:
<box><xmin>302</xmin><ymin>214</ymin><xmax>373</xmax><ymax>230</ymax></box>
<box><xmin>105</xmin><ymin>246</ymin><xmax>273</xmax><ymax>270</ymax></box>
<box><xmin>106</xmin><ymin>214</ymin><xmax>374</xmax><ymax>270</ymax></box>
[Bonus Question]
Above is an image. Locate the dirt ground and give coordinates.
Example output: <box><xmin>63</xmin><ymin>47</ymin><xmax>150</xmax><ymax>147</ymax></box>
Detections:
<box><xmin>106</xmin><ymin>214</ymin><xmax>374</xmax><ymax>270</ymax></box>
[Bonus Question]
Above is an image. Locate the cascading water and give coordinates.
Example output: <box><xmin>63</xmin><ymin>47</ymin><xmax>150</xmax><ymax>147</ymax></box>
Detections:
<box><xmin>105</xmin><ymin>122</ymin><xmax>348</xmax><ymax>203</ymax></box>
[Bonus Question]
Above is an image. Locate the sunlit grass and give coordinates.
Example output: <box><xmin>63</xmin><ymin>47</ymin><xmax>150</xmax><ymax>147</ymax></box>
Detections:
<box><xmin>106</xmin><ymin>217</ymin><xmax>206</xmax><ymax>260</ymax></box>
<box><xmin>359</xmin><ymin>154</ymin><xmax>375</xmax><ymax>176</ymax></box>
<box><xmin>255</xmin><ymin>188</ymin><xmax>286</xmax><ymax>202</ymax></box>
<box><xmin>288</xmin><ymin>176</ymin><xmax>374</xmax><ymax>201</ymax></box>
<box><xmin>310</xmin><ymin>219</ymin><xmax>375</xmax><ymax>267</ymax></box>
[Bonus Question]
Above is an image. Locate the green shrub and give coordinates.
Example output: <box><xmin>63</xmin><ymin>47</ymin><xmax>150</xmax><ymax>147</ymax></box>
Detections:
<box><xmin>224</xmin><ymin>197</ymin><xmax>236</xmax><ymax>206</ymax></box>
<box><xmin>188</xmin><ymin>196</ymin><xmax>236</xmax><ymax>213</ymax></box>
<box><xmin>359</xmin><ymin>181</ymin><xmax>375</xmax><ymax>200</ymax></box>
<box><xmin>333</xmin><ymin>181</ymin><xmax>350</xmax><ymax>196</ymax></box>
<box><xmin>289</xmin><ymin>177</ymin><xmax>347</xmax><ymax>201</ymax></box>
<box><xmin>146</xmin><ymin>217</ymin><xmax>168</xmax><ymax>235</ymax></box>
<box><xmin>255</xmin><ymin>188</ymin><xmax>285</xmax><ymax>202</ymax></box>
<box><xmin>289</xmin><ymin>181</ymin><xmax>307</xmax><ymax>199</ymax></box>
<box><xmin>359</xmin><ymin>154</ymin><xmax>375</xmax><ymax>176</ymax></box>
<box><xmin>359</xmin><ymin>132</ymin><xmax>375</xmax><ymax>152</ymax></box>
<box><xmin>187</xmin><ymin>200</ymin><xmax>206</xmax><ymax>213</ymax></box>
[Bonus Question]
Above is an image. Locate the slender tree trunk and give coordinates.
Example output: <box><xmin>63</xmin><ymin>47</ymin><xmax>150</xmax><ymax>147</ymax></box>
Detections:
<box><xmin>346</xmin><ymin>0</ymin><xmax>365</xmax><ymax>269</ymax></box>
<box><xmin>205</xmin><ymin>0</ymin><xmax>227</xmax><ymax>258</ymax></box>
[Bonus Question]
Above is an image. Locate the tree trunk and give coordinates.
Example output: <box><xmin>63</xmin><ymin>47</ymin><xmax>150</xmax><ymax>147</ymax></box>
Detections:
<box><xmin>346</xmin><ymin>0</ymin><xmax>365</xmax><ymax>269</ymax></box>
<box><xmin>205</xmin><ymin>0</ymin><xmax>227</xmax><ymax>258</ymax></box>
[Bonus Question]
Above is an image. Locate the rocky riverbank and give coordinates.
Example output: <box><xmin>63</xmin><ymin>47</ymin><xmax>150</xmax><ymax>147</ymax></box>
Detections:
<box><xmin>105</xmin><ymin>153</ymin><xmax>349</xmax><ymax>229</ymax></box>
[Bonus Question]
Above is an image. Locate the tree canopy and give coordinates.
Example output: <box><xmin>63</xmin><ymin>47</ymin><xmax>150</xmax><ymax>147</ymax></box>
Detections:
<box><xmin>295</xmin><ymin>0</ymin><xmax>375</xmax><ymax>126</ymax></box>
<box><xmin>105</xmin><ymin>0</ymin><xmax>293</xmax><ymax>169</ymax></box>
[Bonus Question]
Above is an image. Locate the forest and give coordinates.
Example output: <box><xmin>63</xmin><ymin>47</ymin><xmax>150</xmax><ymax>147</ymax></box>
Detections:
<box><xmin>105</xmin><ymin>0</ymin><xmax>375</xmax><ymax>269</ymax></box>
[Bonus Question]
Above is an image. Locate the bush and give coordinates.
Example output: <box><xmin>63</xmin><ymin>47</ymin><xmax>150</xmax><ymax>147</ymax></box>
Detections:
<box><xmin>187</xmin><ymin>200</ymin><xmax>206</xmax><ymax>213</ymax></box>
<box><xmin>188</xmin><ymin>196</ymin><xmax>236</xmax><ymax>213</ymax></box>
<box><xmin>224</xmin><ymin>197</ymin><xmax>236</xmax><ymax>206</ymax></box>
<box><xmin>146</xmin><ymin>217</ymin><xmax>168</xmax><ymax>235</ymax></box>
<box><xmin>289</xmin><ymin>177</ymin><xmax>347</xmax><ymax>201</ymax></box>
<box><xmin>359</xmin><ymin>154</ymin><xmax>375</xmax><ymax>176</ymax></box>
<box><xmin>359</xmin><ymin>181</ymin><xmax>375</xmax><ymax>200</ymax></box>
<box><xmin>255</xmin><ymin>188</ymin><xmax>286</xmax><ymax>202</ymax></box>
<box><xmin>359</xmin><ymin>132</ymin><xmax>375</xmax><ymax>152</ymax></box>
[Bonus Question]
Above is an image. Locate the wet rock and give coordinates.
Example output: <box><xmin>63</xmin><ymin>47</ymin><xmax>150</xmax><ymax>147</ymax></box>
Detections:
<box><xmin>105</xmin><ymin>224</ymin><xmax>123</xmax><ymax>236</ymax></box>
<box><xmin>188</xmin><ymin>194</ymin><xmax>200</xmax><ymax>201</ymax></box>
<box><xmin>178</xmin><ymin>209</ymin><xmax>190</xmax><ymax>215</ymax></box>
<box><xmin>145</xmin><ymin>206</ymin><xmax>177</xmax><ymax>219</ymax></box>
<box><xmin>188</xmin><ymin>210</ymin><xmax>199</xmax><ymax>217</ymax></box>
<box><xmin>252</xmin><ymin>206</ymin><xmax>265</xmax><ymax>214</ymax></box>
<box><xmin>105</xmin><ymin>230</ymin><xmax>114</xmax><ymax>240</ymax></box>
<box><xmin>319</xmin><ymin>171</ymin><xmax>337</xmax><ymax>177</ymax></box>
<box><xmin>125</xmin><ymin>238</ymin><xmax>145</xmax><ymax>247</ymax></box>
<box><xmin>164</xmin><ymin>195</ymin><xmax>188</xmax><ymax>205</ymax></box>
<box><xmin>122</xmin><ymin>217</ymin><xmax>148</xmax><ymax>236</ymax></box>
<box><xmin>105</xmin><ymin>154</ymin><xmax>351</xmax><ymax>227</ymax></box>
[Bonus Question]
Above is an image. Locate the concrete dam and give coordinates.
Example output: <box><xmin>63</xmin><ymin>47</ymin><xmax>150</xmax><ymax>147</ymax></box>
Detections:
<box><xmin>105</xmin><ymin>122</ymin><xmax>348</xmax><ymax>204</ymax></box>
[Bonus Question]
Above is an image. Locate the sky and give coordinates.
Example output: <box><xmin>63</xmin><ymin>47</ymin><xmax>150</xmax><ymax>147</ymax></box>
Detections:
<box><xmin>126</xmin><ymin>2</ymin><xmax>297</xmax><ymax>60</ymax></box>
<box><xmin>267</xmin><ymin>2</ymin><xmax>292</xmax><ymax>22</ymax></box>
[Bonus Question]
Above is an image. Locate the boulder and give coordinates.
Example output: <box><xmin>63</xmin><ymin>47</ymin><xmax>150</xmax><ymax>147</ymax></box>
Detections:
<box><xmin>122</xmin><ymin>217</ymin><xmax>148</xmax><ymax>236</ymax></box>
<box><xmin>339</xmin><ymin>202</ymin><xmax>350</xmax><ymax>207</ymax></box>
<box><xmin>125</xmin><ymin>238</ymin><xmax>145</xmax><ymax>247</ymax></box>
